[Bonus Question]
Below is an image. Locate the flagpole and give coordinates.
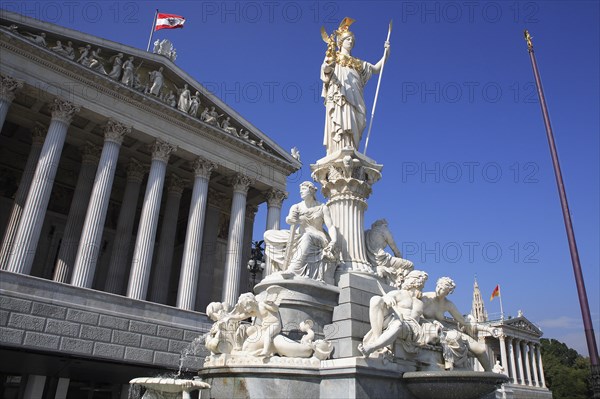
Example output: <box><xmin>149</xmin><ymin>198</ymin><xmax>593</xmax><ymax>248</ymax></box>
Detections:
<box><xmin>146</xmin><ymin>9</ymin><xmax>158</xmax><ymax>52</ymax></box>
<box><xmin>363</xmin><ymin>20</ymin><xmax>392</xmax><ymax>156</ymax></box>
<box><xmin>524</xmin><ymin>30</ymin><xmax>600</xmax><ymax>397</ymax></box>
<box><xmin>498</xmin><ymin>286</ymin><xmax>504</xmax><ymax>321</ymax></box>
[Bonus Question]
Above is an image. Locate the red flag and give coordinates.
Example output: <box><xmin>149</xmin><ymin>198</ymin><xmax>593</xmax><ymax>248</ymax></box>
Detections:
<box><xmin>490</xmin><ymin>284</ymin><xmax>500</xmax><ymax>301</ymax></box>
<box><xmin>155</xmin><ymin>13</ymin><xmax>186</xmax><ymax>31</ymax></box>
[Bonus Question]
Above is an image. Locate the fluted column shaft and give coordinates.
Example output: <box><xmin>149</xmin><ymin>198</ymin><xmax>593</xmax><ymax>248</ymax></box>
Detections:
<box><xmin>104</xmin><ymin>160</ymin><xmax>145</xmax><ymax>294</ymax></box>
<box><xmin>524</xmin><ymin>341</ymin><xmax>533</xmax><ymax>386</ymax></box>
<box><xmin>53</xmin><ymin>144</ymin><xmax>100</xmax><ymax>282</ymax></box>
<box><xmin>530</xmin><ymin>343</ymin><xmax>540</xmax><ymax>387</ymax></box>
<box><xmin>221</xmin><ymin>174</ymin><xmax>252</xmax><ymax>306</ymax></box>
<box><xmin>516</xmin><ymin>340</ymin><xmax>525</xmax><ymax>385</ymax></box>
<box><xmin>71</xmin><ymin>121</ymin><xmax>128</xmax><ymax>288</ymax></box>
<box><xmin>536</xmin><ymin>344</ymin><xmax>547</xmax><ymax>387</ymax></box>
<box><xmin>508</xmin><ymin>337</ymin><xmax>517</xmax><ymax>384</ymax></box>
<box><xmin>264</xmin><ymin>189</ymin><xmax>287</xmax><ymax>277</ymax></box>
<box><xmin>149</xmin><ymin>175</ymin><xmax>185</xmax><ymax>304</ymax></box>
<box><xmin>0</xmin><ymin>75</ymin><xmax>23</xmax><ymax>129</ymax></box>
<box><xmin>176</xmin><ymin>158</ymin><xmax>215</xmax><ymax>310</ymax></box>
<box><xmin>328</xmin><ymin>194</ymin><xmax>370</xmax><ymax>270</ymax></box>
<box><xmin>499</xmin><ymin>334</ymin><xmax>509</xmax><ymax>377</ymax></box>
<box><xmin>6</xmin><ymin>100</ymin><xmax>79</xmax><ymax>274</ymax></box>
<box><xmin>127</xmin><ymin>140</ymin><xmax>176</xmax><ymax>300</ymax></box>
<box><xmin>0</xmin><ymin>125</ymin><xmax>45</xmax><ymax>269</ymax></box>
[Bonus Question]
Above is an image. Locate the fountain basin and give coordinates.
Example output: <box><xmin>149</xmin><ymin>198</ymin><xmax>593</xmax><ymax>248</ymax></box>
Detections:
<box><xmin>402</xmin><ymin>371</ymin><xmax>509</xmax><ymax>399</ymax></box>
<box><xmin>129</xmin><ymin>377</ymin><xmax>210</xmax><ymax>395</ymax></box>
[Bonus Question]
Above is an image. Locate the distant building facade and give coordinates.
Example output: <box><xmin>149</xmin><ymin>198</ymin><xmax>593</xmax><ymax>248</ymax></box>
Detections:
<box><xmin>472</xmin><ymin>280</ymin><xmax>553</xmax><ymax>399</ymax></box>
<box><xmin>0</xmin><ymin>10</ymin><xmax>298</xmax><ymax>398</ymax></box>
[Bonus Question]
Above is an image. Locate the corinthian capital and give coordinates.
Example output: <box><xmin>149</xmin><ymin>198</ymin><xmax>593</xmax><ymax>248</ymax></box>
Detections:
<box><xmin>266</xmin><ymin>189</ymin><xmax>287</xmax><ymax>208</ymax></box>
<box><xmin>232</xmin><ymin>173</ymin><xmax>253</xmax><ymax>194</ymax></box>
<box><xmin>104</xmin><ymin>119</ymin><xmax>131</xmax><ymax>144</ymax></box>
<box><xmin>126</xmin><ymin>158</ymin><xmax>146</xmax><ymax>183</ymax></box>
<box><xmin>192</xmin><ymin>156</ymin><xmax>217</xmax><ymax>179</ymax></box>
<box><xmin>81</xmin><ymin>142</ymin><xmax>101</xmax><ymax>164</ymax></box>
<box><xmin>31</xmin><ymin>122</ymin><xmax>47</xmax><ymax>145</ymax></box>
<box><xmin>167</xmin><ymin>174</ymin><xmax>186</xmax><ymax>195</ymax></box>
<box><xmin>0</xmin><ymin>75</ymin><xmax>23</xmax><ymax>102</ymax></box>
<box><xmin>49</xmin><ymin>99</ymin><xmax>80</xmax><ymax>124</ymax></box>
<box><xmin>151</xmin><ymin>139</ymin><xmax>177</xmax><ymax>163</ymax></box>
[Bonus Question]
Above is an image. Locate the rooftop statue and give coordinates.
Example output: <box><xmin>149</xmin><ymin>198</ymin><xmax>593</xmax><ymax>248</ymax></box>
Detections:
<box><xmin>320</xmin><ymin>18</ymin><xmax>390</xmax><ymax>155</ymax></box>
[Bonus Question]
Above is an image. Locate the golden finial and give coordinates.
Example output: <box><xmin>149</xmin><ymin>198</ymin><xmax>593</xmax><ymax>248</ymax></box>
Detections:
<box><xmin>524</xmin><ymin>30</ymin><xmax>533</xmax><ymax>52</ymax></box>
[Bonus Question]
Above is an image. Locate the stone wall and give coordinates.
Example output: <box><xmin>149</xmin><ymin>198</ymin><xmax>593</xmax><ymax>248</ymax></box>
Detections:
<box><xmin>0</xmin><ymin>270</ymin><xmax>211</xmax><ymax>371</ymax></box>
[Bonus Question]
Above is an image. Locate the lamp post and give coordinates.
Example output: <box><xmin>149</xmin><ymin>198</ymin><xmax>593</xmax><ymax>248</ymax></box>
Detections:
<box><xmin>247</xmin><ymin>240</ymin><xmax>265</xmax><ymax>289</ymax></box>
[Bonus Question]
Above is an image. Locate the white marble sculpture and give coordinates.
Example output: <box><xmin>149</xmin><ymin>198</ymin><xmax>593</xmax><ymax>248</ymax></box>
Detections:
<box><xmin>77</xmin><ymin>44</ymin><xmax>92</xmax><ymax>66</ymax></box>
<box><xmin>88</xmin><ymin>48</ymin><xmax>107</xmax><ymax>74</ymax></box>
<box><xmin>320</xmin><ymin>18</ymin><xmax>390</xmax><ymax>155</ymax></box>
<box><xmin>148</xmin><ymin>67</ymin><xmax>165</xmax><ymax>96</ymax></box>
<box><xmin>221</xmin><ymin>116</ymin><xmax>238</xmax><ymax>136</ymax></box>
<box><xmin>291</xmin><ymin>147</ymin><xmax>301</xmax><ymax>161</ymax></box>
<box><xmin>264</xmin><ymin>181</ymin><xmax>339</xmax><ymax>283</ymax></box>
<box><xmin>422</xmin><ymin>277</ymin><xmax>498</xmax><ymax>371</ymax></box>
<box><xmin>121</xmin><ymin>56</ymin><xmax>135</xmax><ymax>87</ymax></box>
<box><xmin>365</xmin><ymin>219</ymin><xmax>414</xmax><ymax>288</ymax></box>
<box><xmin>50</xmin><ymin>40</ymin><xmax>69</xmax><ymax>57</ymax></box>
<box><xmin>23</xmin><ymin>31</ymin><xmax>47</xmax><ymax>46</ymax></box>
<box><xmin>177</xmin><ymin>84</ymin><xmax>192</xmax><ymax>113</ymax></box>
<box><xmin>358</xmin><ymin>270</ymin><xmax>439</xmax><ymax>357</ymax></box>
<box><xmin>188</xmin><ymin>92</ymin><xmax>200</xmax><ymax>117</ymax></box>
<box><xmin>204</xmin><ymin>286</ymin><xmax>333</xmax><ymax>361</ymax></box>
<box><xmin>107</xmin><ymin>53</ymin><xmax>123</xmax><ymax>80</ymax></box>
<box><xmin>153</xmin><ymin>39</ymin><xmax>177</xmax><ymax>62</ymax></box>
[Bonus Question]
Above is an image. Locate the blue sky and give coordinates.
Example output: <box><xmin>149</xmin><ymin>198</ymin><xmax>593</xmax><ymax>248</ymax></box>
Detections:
<box><xmin>3</xmin><ymin>1</ymin><xmax>598</xmax><ymax>356</ymax></box>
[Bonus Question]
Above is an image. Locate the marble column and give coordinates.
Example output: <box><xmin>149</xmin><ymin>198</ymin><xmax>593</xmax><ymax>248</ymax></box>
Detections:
<box><xmin>6</xmin><ymin>99</ymin><xmax>80</xmax><ymax>275</ymax></box>
<box><xmin>515</xmin><ymin>339</ymin><xmax>525</xmax><ymax>385</ymax></box>
<box><xmin>71</xmin><ymin>120</ymin><xmax>129</xmax><ymax>288</ymax></box>
<box><xmin>507</xmin><ymin>337</ymin><xmax>517</xmax><ymax>384</ymax></box>
<box><xmin>149</xmin><ymin>174</ymin><xmax>186</xmax><ymax>304</ymax></box>
<box><xmin>524</xmin><ymin>341</ymin><xmax>533</xmax><ymax>386</ymax></box>
<box><xmin>0</xmin><ymin>124</ymin><xmax>46</xmax><ymax>269</ymax></box>
<box><xmin>530</xmin><ymin>342</ymin><xmax>540</xmax><ymax>387</ymax></box>
<box><xmin>176</xmin><ymin>157</ymin><xmax>216</xmax><ymax>310</ymax></box>
<box><xmin>221</xmin><ymin>174</ymin><xmax>252</xmax><ymax>306</ymax></box>
<box><xmin>536</xmin><ymin>344</ymin><xmax>547</xmax><ymax>388</ymax></box>
<box><xmin>263</xmin><ymin>189</ymin><xmax>287</xmax><ymax>277</ymax></box>
<box><xmin>499</xmin><ymin>334</ymin><xmax>509</xmax><ymax>376</ymax></box>
<box><xmin>104</xmin><ymin>159</ymin><xmax>145</xmax><ymax>294</ymax></box>
<box><xmin>0</xmin><ymin>75</ymin><xmax>23</xmax><ymax>129</ymax></box>
<box><xmin>127</xmin><ymin>140</ymin><xmax>176</xmax><ymax>300</ymax></box>
<box><xmin>52</xmin><ymin>143</ymin><xmax>101</xmax><ymax>282</ymax></box>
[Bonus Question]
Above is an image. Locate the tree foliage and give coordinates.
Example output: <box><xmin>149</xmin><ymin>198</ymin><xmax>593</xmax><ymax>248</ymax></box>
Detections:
<box><xmin>540</xmin><ymin>338</ymin><xmax>591</xmax><ymax>399</ymax></box>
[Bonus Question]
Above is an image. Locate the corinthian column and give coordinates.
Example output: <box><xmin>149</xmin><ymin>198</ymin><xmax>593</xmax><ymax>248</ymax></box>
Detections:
<box><xmin>524</xmin><ymin>341</ymin><xmax>533</xmax><ymax>386</ymax></box>
<box><xmin>499</xmin><ymin>334</ymin><xmax>509</xmax><ymax>377</ymax></box>
<box><xmin>71</xmin><ymin>120</ymin><xmax>129</xmax><ymax>288</ymax></box>
<box><xmin>52</xmin><ymin>143</ymin><xmax>101</xmax><ymax>282</ymax></box>
<box><xmin>104</xmin><ymin>159</ymin><xmax>145</xmax><ymax>294</ymax></box>
<box><xmin>0</xmin><ymin>75</ymin><xmax>23</xmax><ymax>129</ymax></box>
<box><xmin>221</xmin><ymin>174</ymin><xmax>252</xmax><ymax>306</ymax></box>
<box><xmin>263</xmin><ymin>189</ymin><xmax>287</xmax><ymax>277</ymax></box>
<box><xmin>127</xmin><ymin>140</ymin><xmax>177</xmax><ymax>300</ymax></box>
<box><xmin>536</xmin><ymin>344</ymin><xmax>547</xmax><ymax>388</ymax></box>
<box><xmin>176</xmin><ymin>157</ymin><xmax>216</xmax><ymax>310</ymax></box>
<box><xmin>0</xmin><ymin>124</ymin><xmax>46</xmax><ymax>269</ymax></box>
<box><xmin>508</xmin><ymin>337</ymin><xmax>517</xmax><ymax>384</ymax></box>
<box><xmin>6</xmin><ymin>99</ymin><xmax>80</xmax><ymax>274</ymax></box>
<box><xmin>516</xmin><ymin>340</ymin><xmax>525</xmax><ymax>385</ymax></box>
<box><xmin>530</xmin><ymin>342</ymin><xmax>540</xmax><ymax>387</ymax></box>
<box><xmin>148</xmin><ymin>174</ymin><xmax>186</xmax><ymax>304</ymax></box>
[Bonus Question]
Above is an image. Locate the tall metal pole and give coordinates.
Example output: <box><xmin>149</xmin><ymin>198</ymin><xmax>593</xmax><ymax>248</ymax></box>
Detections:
<box><xmin>146</xmin><ymin>9</ymin><xmax>159</xmax><ymax>52</ymax></box>
<box><xmin>524</xmin><ymin>30</ymin><xmax>600</xmax><ymax>397</ymax></box>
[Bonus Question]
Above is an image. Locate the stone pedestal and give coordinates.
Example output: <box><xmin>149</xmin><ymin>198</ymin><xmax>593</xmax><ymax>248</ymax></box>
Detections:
<box><xmin>311</xmin><ymin>149</ymin><xmax>382</xmax><ymax>274</ymax></box>
<box><xmin>254</xmin><ymin>277</ymin><xmax>339</xmax><ymax>340</ymax></box>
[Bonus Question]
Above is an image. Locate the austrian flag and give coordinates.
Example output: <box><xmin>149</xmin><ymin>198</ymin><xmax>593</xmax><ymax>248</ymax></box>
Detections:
<box><xmin>155</xmin><ymin>13</ymin><xmax>186</xmax><ymax>31</ymax></box>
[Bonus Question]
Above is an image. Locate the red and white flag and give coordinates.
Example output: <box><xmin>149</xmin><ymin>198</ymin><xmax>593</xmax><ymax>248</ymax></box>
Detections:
<box><xmin>155</xmin><ymin>13</ymin><xmax>186</xmax><ymax>31</ymax></box>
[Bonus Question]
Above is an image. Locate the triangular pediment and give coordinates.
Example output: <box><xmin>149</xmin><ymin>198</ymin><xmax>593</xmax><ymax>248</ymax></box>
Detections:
<box><xmin>503</xmin><ymin>316</ymin><xmax>543</xmax><ymax>336</ymax></box>
<box><xmin>0</xmin><ymin>10</ymin><xmax>300</xmax><ymax>171</ymax></box>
